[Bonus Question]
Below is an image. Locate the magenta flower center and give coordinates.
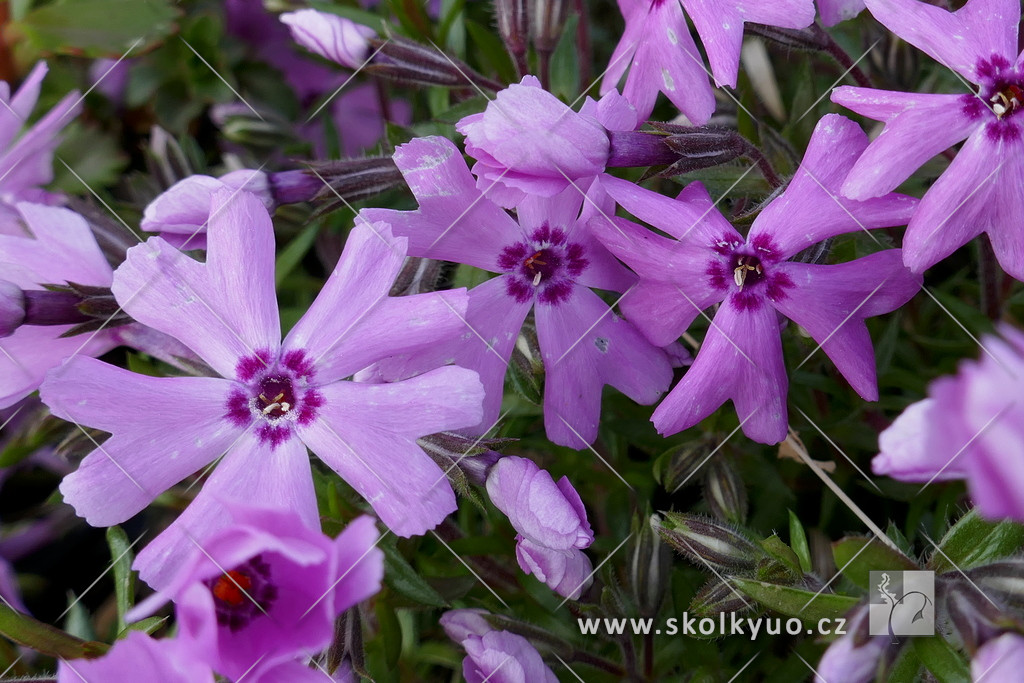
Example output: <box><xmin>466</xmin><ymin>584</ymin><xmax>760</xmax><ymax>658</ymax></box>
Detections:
<box><xmin>707</xmin><ymin>235</ymin><xmax>792</xmax><ymax>311</ymax></box>
<box><xmin>206</xmin><ymin>555</ymin><xmax>277</xmax><ymax>633</ymax></box>
<box><xmin>497</xmin><ymin>224</ymin><xmax>588</xmax><ymax>306</ymax></box>
<box><xmin>226</xmin><ymin>349</ymin><xmax>324</xmax><ymax>447</ymax></box>
<box><xmin>964</xmin><ymin>56</ymin><xmax>1024</xmax><ymax>138</ymax></box>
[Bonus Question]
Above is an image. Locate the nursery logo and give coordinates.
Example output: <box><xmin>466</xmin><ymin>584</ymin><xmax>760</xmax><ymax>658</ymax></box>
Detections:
<box><xmin>869</xmin><ymin>570</ymin><xmax>935</xmax><ymax>638</ymax></box>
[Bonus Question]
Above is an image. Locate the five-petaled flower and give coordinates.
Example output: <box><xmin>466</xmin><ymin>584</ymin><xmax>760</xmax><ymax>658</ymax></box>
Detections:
<box><xmin>41</xmin><ymin>189</ymin><xmax>483</xmax><ymax>589</ymax></box>
<box><xmin>833</xmin><ymin>0</ymin><xmax>1024</xmax><ymax>280</ymax></box>
<box><xmin>592</xmin><ymin>115</ymin><xmax>922</xmax><ymax>444</ymax></box>
<box><xmin>361</xmin><ymin>136</ymin><xmax>675</xmax><ymax>449</ymax></box>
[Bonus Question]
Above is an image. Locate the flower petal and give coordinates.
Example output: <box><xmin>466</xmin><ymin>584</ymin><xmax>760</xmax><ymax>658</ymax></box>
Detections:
<box><xmin>653</xmin><ymin>296</ymin><xmax>788</xmax><ymax>444</ymax></box>
<box><xmin>832</xmin><ymin>88</ymin><xmax>977</xmax><ymax>199</ymax></box>
<box><xmin>2</xmin><ymin>202</ymin><xmax>112</xmax><ymax>287</ymax></box>
<box><xmin>749</xmin><ymin>114</ymin><xmax>917</xmax><ymax>259</ymax></box>
<box><xmin>41</xmin><ymin>357</ymin><xmax>243</xmax><ymax>526</ymax></box>
<box><xmin>771</xmin><ymin>251</ymin><xmax>921</xmax><ymax>401</ymax></box>
<box><xmin>133</xmin><ymin>432</ymin><xmax>318</xmax><ymax>590</ymax></box>
<box><xmin>863</xmin><ymin>0</ymin><xmax>1019</xmax><ymax>81</ymax></box>
<box><xmin>536</xmin><ymin>286</ymin><xmax>673</xmax><ymax>448</ymax></box>
<box><xmin>871</xmin><ymin>398</ymin><xmax>967</xmax><ymax>481</ymax></box>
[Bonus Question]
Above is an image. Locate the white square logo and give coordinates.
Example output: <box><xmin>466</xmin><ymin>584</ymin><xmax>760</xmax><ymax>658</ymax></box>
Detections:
<box><xmin>869</xmin><ymin>570</ymin><xmax>935</xmax><ymax>638</ymax></box>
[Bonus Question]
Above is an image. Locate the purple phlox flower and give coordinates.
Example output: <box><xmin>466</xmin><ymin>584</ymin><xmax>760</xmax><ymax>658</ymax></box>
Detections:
<box><xmin>873</xmin><ymin>324</ymin><xmax>1024</xmax><ymax>522</ymax></box>
<box><xmin>0</xmin><ymin>62</ymin><xmax>80</xmax><ymax>224</ymax></box>
<box><xmin>360</xmin><ymin>135</ymin><xmax>674</xmax><ymax>449</ymax></box>
<box><xmin>486</xmin><ymin>456</ymin><xmax>594</xmax><ymax>599</ymax></box>
<box><xmin>440</xmin><ymin>610</ymin><xmax>558</xmax><ymax>683</ymax></box>
<box><xmin>833</xmin><ymin>0</ymin><xmax>1024</xmax><ymax>279</ymax></box>
<box><xmin>88</xmin><ymin>57</ymin><xmax>133</xmax><ymax>104</ymax></box>
<box><xmin>456</xmin><ymin>76</ymin><xmax>639</xmax><ymax>207</ymax></box>
<box><xmin>57</xmin><ymin>631</ymin><xmax>213</xmax><ymax>683</ymax></box>
<box><xmin>972</xmin><ymin>633</ymin><xmax>1024</xmax><ymax>682</ymax></box>
<box><xmin>142</xmin><ymin>170</ymin><xmax>272</xmax><ymax>250</ymax></box>
<box><xmin>591</xmin><ymin>114</ymin><xmax>921</xmax><ymax>444</ymax></box>
<box><xmin>0</xmin><ymin>203</ymin><xmax>119</xmax><ymax>408</ymax></box>
<box><xmin>601</xmin><ymin>0</ymin><xmax>815</xmax><ymax>122</ymax></box>
<box><xmin>129</xmin><ymin>505</ymin><xmax>383</xmax><ymax>682</ymax></box>
<box><xmin>814</xmin><ymin>606</ymin><xmax>889</xmax><ymax>683</ymax></box>
<box><xmin>41</xmin><ymin>189</ymin><xmax>483</xmax><ymax>590</ymax></box>
<box><xmin>281</xmin><ymin>9</ymin><xmax>376</xmax><ymax>70</ymax></box>
<box><xmin>818</xmin><ymin>0</ymin><xmax>866</xmax><ymax>25</ymax></box>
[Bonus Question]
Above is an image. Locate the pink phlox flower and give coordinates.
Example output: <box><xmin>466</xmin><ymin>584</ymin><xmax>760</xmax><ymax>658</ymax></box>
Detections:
<box><xmin>818</xmin><ymin>0</ymin><xmax>866</xmax><ymax>25</ymax></box>
<box><xmin>486</xmin><ymin>456</ymin><xmax>594</xmax><ymax>599</ymax></box>
<box><xmin>41</xmin><ymin>189</ymin><xmax>483</xmax><ymax>589</ymax></box>
<box><xmin>601</xmin><ymin>0</ymin><xmax>816</xmax><ymax>122</ymax></box>
<box><xmin>440</xmin><ymin>610</ymin><xmax>558</xmax><ymax>683</ymax></box>
<box><xmin>361</xmin><ymin>135</ymin><xmax>674</xmax><ymax>449</ymax></box>
<box><xmin>128</xmin><ymin>505</ymin><xmax>383</xmax><ymax>682</ymax></box>
<box><xmin>57</xmin><ymin>631</ymin><xmax>214</xmax><ymax>682</ymax></box>
<box><xmin>591</xmin><ymin>114</ymin><xmax>921</xmax><ymax>444</ymax></box>
<box><xmin>833</xmin><ymin>0</ymin><xmax>1024</xmax><ymax>279</ymax></box>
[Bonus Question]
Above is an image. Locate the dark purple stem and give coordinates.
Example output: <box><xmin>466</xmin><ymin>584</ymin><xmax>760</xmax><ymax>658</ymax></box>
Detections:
<box><xmin>607</xmin><ymin>131</ymin><xmax>680</xmax><ymax>167</ymax></box>
<box><xmin>811</xmin><ymin>24</ymin><xmax>873</xmax><ymax>89</ymax></box>
<box><xmin>22</xmin><ymin>290</ymin><xmax>90</xmax><ymax>326</ymax></box>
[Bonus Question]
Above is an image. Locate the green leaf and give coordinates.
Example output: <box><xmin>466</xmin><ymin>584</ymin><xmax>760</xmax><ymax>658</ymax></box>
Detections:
<box><xmin>380</xmin><ymin>543</ymin><xmax>448</xmax><ymax>608</ymax></box>
<box><xmin>548</xmin><ymin>14</ymin><xmax>579</xmax><ymax>100</ymax></box>
<box><xmin>929</xmin><ymin>509</ymin><xmax>1024</xmax><ymax>573</ymax></box>
<box><xmin>911</xmin><ymin>637</ymin><xmax>970</xmax><ymax>683</ymax></box>
<box><xmin>121</xmin><ymin>616</ymin><xmax>167</xmax><ymax>637</ymax></box>
<box><xmin>51</xmin><ymin>123</ymin><xmax>128</xmax><ymax>194</ymax></box>
<box><xmin>729</xmin><ymin>578</ymin><xmax>860</xmax><ymax>623</ymax></box>
<box><xmin>788</xmin><ymin>511</ymin><xmax>812</xmax><ymax>573</ymax></box>
<box><xmin>0</xmin><ymin>603</ymin><xmax>108</xmax><ymax>660</ymax></box>
<box><xmin>464</xmin><ymin>20</ymin><xmax>516</xmax><ymax>86</ymax></box>
<box><xmin>759</xmin><ymin>534</ymin><xmax>802</xmax><ymax>576</ymax></box>
<box><xmin>106</xmin><ymin>526</ymin><xmax>137</xmax><ymax>633</ymax></box>
<box><xmin>276</xmin><ymin>220</ymin><xmax>321</xmax><ymax>287</ymax></box>
<box><xmin>11</xmin><ymin>0</ymin><xmax>179</xmax><ymax>57</ymax></box>
<box><xmin>376</xmin><ymin>600</ymin><xmax>402</xmax><ymax>668</ymax></box>
<box><xmin>832</xmin><ymin>536</ymin><xmax>917</xmax><ymax>589</ymax></box>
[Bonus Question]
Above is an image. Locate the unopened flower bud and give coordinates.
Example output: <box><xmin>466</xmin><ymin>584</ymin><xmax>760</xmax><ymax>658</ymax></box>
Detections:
<box><xmin>528</xmin><ymin>0</ymin><xmax>569</xmax><ymax>57</ymax></box>
<box><xmin>967</xmin><ymin>560</ymin><xmax>1024</xmax><ymax>607</ymax></box>
<box><xmin>418</xmin><ymin>432</ymin><xmax>513</xmax><ymax>486</ymax></box>
<box><xmin>655</xmin><ymin>438</ymin><xmax>716</xmax><ymax>493</ymax></box>
<box><xmin>494</xmin><ymin>0</ymin><xmax>528</xmax><ymax>70</ymax></box>
<box><xmin>309</xmin><ymin>157</ymin><xmax>406</xmax><ymax>213</ymax></box>
<box><xmin>280</xmin><ymin>9</ymin><xmax>376</xmax><ymax>69</ymax></box>
<box><xmin>628</xmin><ymin>512</ymin><xmax>671</xmax><ymax>617</ymax></box>
<box><xmin>944</xmin><ymin>579</ymin><xmax>1006</xmax><ymax>653</ymax></box>
<box><xmin>366</xmin><ymin>37</ymin><xmax>503</xmax><ymax>91</ymax></box>
<box><xmin>690</xmin><ymin>577</ymin><xmax>755</xmax><ymax>618</ymax></box>
<box><xmin>0</xmin><ymin>280</ymin><xmax>26</xmax><ymax>337</ymax></box>
<box><xmin>703</xmin><ymin>458</ymin><xmax>748</xmax><ymax>525</ymax></box>
<box><xmin>654</xmin><ymin>512</ymin><xmax>766</xmax><ymax>573</ymax></box>
<box><xmin>23</xmin><ymin>283</ymin><xmax>130</xmax><ymax>337</ymax></box>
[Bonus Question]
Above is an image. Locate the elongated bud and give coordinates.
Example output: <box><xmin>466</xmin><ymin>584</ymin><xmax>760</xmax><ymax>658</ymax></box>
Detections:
<box><xmin>654</xmin><ymin>438</ymin><xmax>715</xmax><ymax>493</ymax></box>
<box><xmin>968</xmin><ymin>560</ymin><xmax>1024</xmax><ymax>608</ymax></box>
<box><xmin>690</xmin><ymin>577</ymin><xmax>754</xmax><ymax>618</ymax></box>
<box><xmin>308</xmin><ymin>157</ymin><xmax>406</xmax><ymax>213</ymax></box>
<box><xmin>743</xmin><ymin>24</ymin><xmax>829</xmax><ymax>53</ymax></box>
<box><xmin>419</xmin><ymin>432</ymin><xmax>514</xmax><ymax>486</ymax></box>
<box><xmin>327</xmin><ymin>609</ymin><xmax>365</xmax><ymax>677</ymax></box>
<box><xmin>213</xmin><ymin>104</ymin><xmax>294</xmax><ymax>150</ymax></box>
<box><xmin>0</xmin><ymin>281</ymin><xmax>26</xmax><ymax>338</ymax></box>
<box><xmin>943</xmin><ymin>579</ymin><xmax>1007</xmax><ymax>654</ymax></box>
<box><xmin>388</xmin><ymin>257</ymin><xmax>449</xmax><ymax>297</ymax></box>
<box><xmin>21</xmin><ymin>283</ymin><xmax>132</xmax><ymax>337</ymax></box>
<box><xmin>508</xmin><ymin>320</ymin><xmax>544</xmax><ymax>405</ymax></box>
<box><xmin>644</xmin><ymin>124</ymin><xmax>747</xmax><ymax>177</ymax></box>
<box><xmin>528</xmin><ymin>0</ymin><xmax>569</xmax><ymax>57</ymax></box>
<box><xmin>267</xmin><ymin>169</ymin><xmax>322</xmax><ymax>205</ymax></box>
<box><xmin>606</xmin><ymin>131</ymin><xmax>679</xmax><ymax>168</ymax></box>
<box><xmin>281</xmin><ymin>10</ymin><xmax>375</xmax><ymax>69</ymax></box>
<box><xmin>495</xmin><ymin>0</ymin><xmax>528</xmax><ymax>69</ymax></box>
<box><xmin>703</xmin><ymin>458</ymin><xmax>748</xmax><ymax>525</ymax></box>
<box><xmin>629</xmin><ymin>512</ymin><xmax>671</xmax><ymax>617</ymax></box>
<box><xmin>366</xmin><ymin>37</ymin><xmax>504</xmax><ymax>91</ymax></box>
<box><xmin>654</xmin><ymin>513</ymin><xmax>766</xmax><ymax>573</ymax></box>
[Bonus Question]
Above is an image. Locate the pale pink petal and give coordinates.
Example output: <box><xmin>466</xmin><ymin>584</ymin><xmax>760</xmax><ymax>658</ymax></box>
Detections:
<box><xmin>0</xmin><ymin>91</ymin><xmax>80</xmax><ymax>194</ymax></box>
<box><xmin>133</xmin><ymin>432</ymin><xmax>317</xmax><ymax>590</ymax></box>
<box><xmin>771</xmin><ymin>252</ymin><xmax>921</xmax><ymax>400</ymax></box>
<box><xmin>600</xmin><ymin>3</ymin><xmax>645</xmax><ymax>98</ymax></box>
<box><xmin>971</xmin><ymin>634</ymin><xmax>1024</xmax><ymax>681</ymax></box>
<box><xmin>871</xmin><ymin>398</ymin><xmax>967</xmax><ymax>481</ymax></box>
<box><xmin>1</xmin><ymin>202</ymin><xmax>112</xmax><ymax>287</ymax></box>
<box><xmin>984</xmin><ymin>149</ymin><xmax>1024</xmax><ymax>282</ymax></box>
<box><xmin>41</xmin><ymin>357</ymin><xmax>243</xmax><ymax>526</ymax></box>
<box><xmin>818</xmin><ymin>0</ymin><xmax>866</xmax><ymax>26</ymax></box>
<box><xmin>0</xmin><ymin>63</ymin><xmax>48</xmax><ymax>150</ymax></box>
<box><xmin>863</xmin><ymin>0</ymin><xmax>1019</xmax><ymax>81</ymax></box>
<box><xmin>653</xmin><ymin>296</ymin><xmax>788</xmax><ymax>444</ymax></box>
<box><xmin>832</xmin><ymin>88</ymin><xmax>977</xmax><ymax>199</ymax></box>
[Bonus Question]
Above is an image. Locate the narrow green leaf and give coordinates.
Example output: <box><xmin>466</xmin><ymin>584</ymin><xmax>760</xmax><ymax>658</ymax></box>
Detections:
<box><xmin>929</xmin><ymin>509</ymin><xmax>1024</xmax><ymax>573</ymax></box>
<box><xmin>730</xmin><ymin>578</ymin><xmax>860</xmax><ymax>623</ymax></box>
<box><xmin>911</xmin><ymin>637</ymin><xmax>970</xmax><ymax>683</ymax></box>
<box><xmin>275</xmin><ymin>221</ymin><xmax>321</xmax><ymax>287</ymax></box>
<box><xmin>106</xmin><ymin>526</ymin><xmax>137</xmax><ymax>633</ymax></box>
<box><xmin>380</xmin><ymin>543</ymin><xmax>448</xmax><ymax>608</ymax></box>
<box><xmin>788</xmin><ymin>511</ymin><xmax>812</xmax><ymax>573</ymax></box>
<box><xmin>0</xmin><ymin>604</ymin><xmax>108</xmax><ymax>660</ymax></box>
<box><xmin>832</xmin><ymin>536</ymin><xmax>917</xmax><ymax>589</ymax></box>
<box><xmin>376</xmin><ymin>600</ymin><xmax>402</xmax><ymax>667</ymax></box>
<box><xmin>548</xmin><ymin>14</ymin><xmax>580</xmax><ymax>100</ymax></box>
<box><xmin>11</xmin><ymin>0</ymin><xmax>179</xmax><ymax>57</ymax></box>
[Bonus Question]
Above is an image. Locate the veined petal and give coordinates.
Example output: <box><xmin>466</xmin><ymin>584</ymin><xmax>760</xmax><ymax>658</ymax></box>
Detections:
<box><xmin>359</xmin><ymin>137</ymin><xmax>519</xmax><ymax>270</ymax></box>
<box><xmin>0</xmin><ymin>91</ymin><xmax>80</xmax><ymax>194</ymax></box>
<box><xmin>536</xmin><ymin>286</ymin><xmax>672</xmax><ymax>448</ymax></box>
<box><xmin>902</xmin><ymin>126</ymin><xmax>1017</xmax><ymax>274</ymax></box>
<box><xmin>133</xmin><ymin>432</ymin><xmax>318</xmax><ymax>590</ymax></box>
<box><xmin>600</xmin><ymin>2</ymin><xmax>646</xmax><ymax>97</ymax></box>
<box><xmin>41</xmin><ymin>357</ymin><xmax>243</xmax><ymax>526</ymax></box>
<box><xmin>750</xmin><ymin>114</ymin><xmax>918</xmax><ymax>259</ymax></box>
<box><xmin>872</xmin><ymin>398</ymin><xmax>967</xmax><ymax>481</ymax></box>
<box><xmin>683</xmin><ymin>0</ymin><xmax>815</xmax><ymax>88</ymax></box>
<box><xmin>590</xmin><ymin>214</ymin><xmax>727</xmax><ymax>346</ymax></box>
<box><xmin>863</xmin><ymin>0</ymin><xmax>1019</xmax><ymax>81</ymax></box>
<box><xmin>0</xmin><ymin>63</ymin><xmax>48</xmax><ymax>151</ymax></box>
<box><xmin>984</xmin><ymin>147</ymin><xmax>1024</xmax><ymax>281</ymax></box>
<box><xmin>771</xmin><ymin>252</ymin><xmax>921</xmax><ymax>401</ymax></box>
<box><xmin>833</xmin><ymin>88</ymin><xmax>977</xmax><ymax>199</ymax></box>
<box><xmin>2</xmin><ymin>202</ymin><xmax>112</xmax><ymax>287</ymax></box>
<box><xmin>653</xmin><ymin>296</ymin><xmax>788</xmax><ymax>444</ymax></box>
